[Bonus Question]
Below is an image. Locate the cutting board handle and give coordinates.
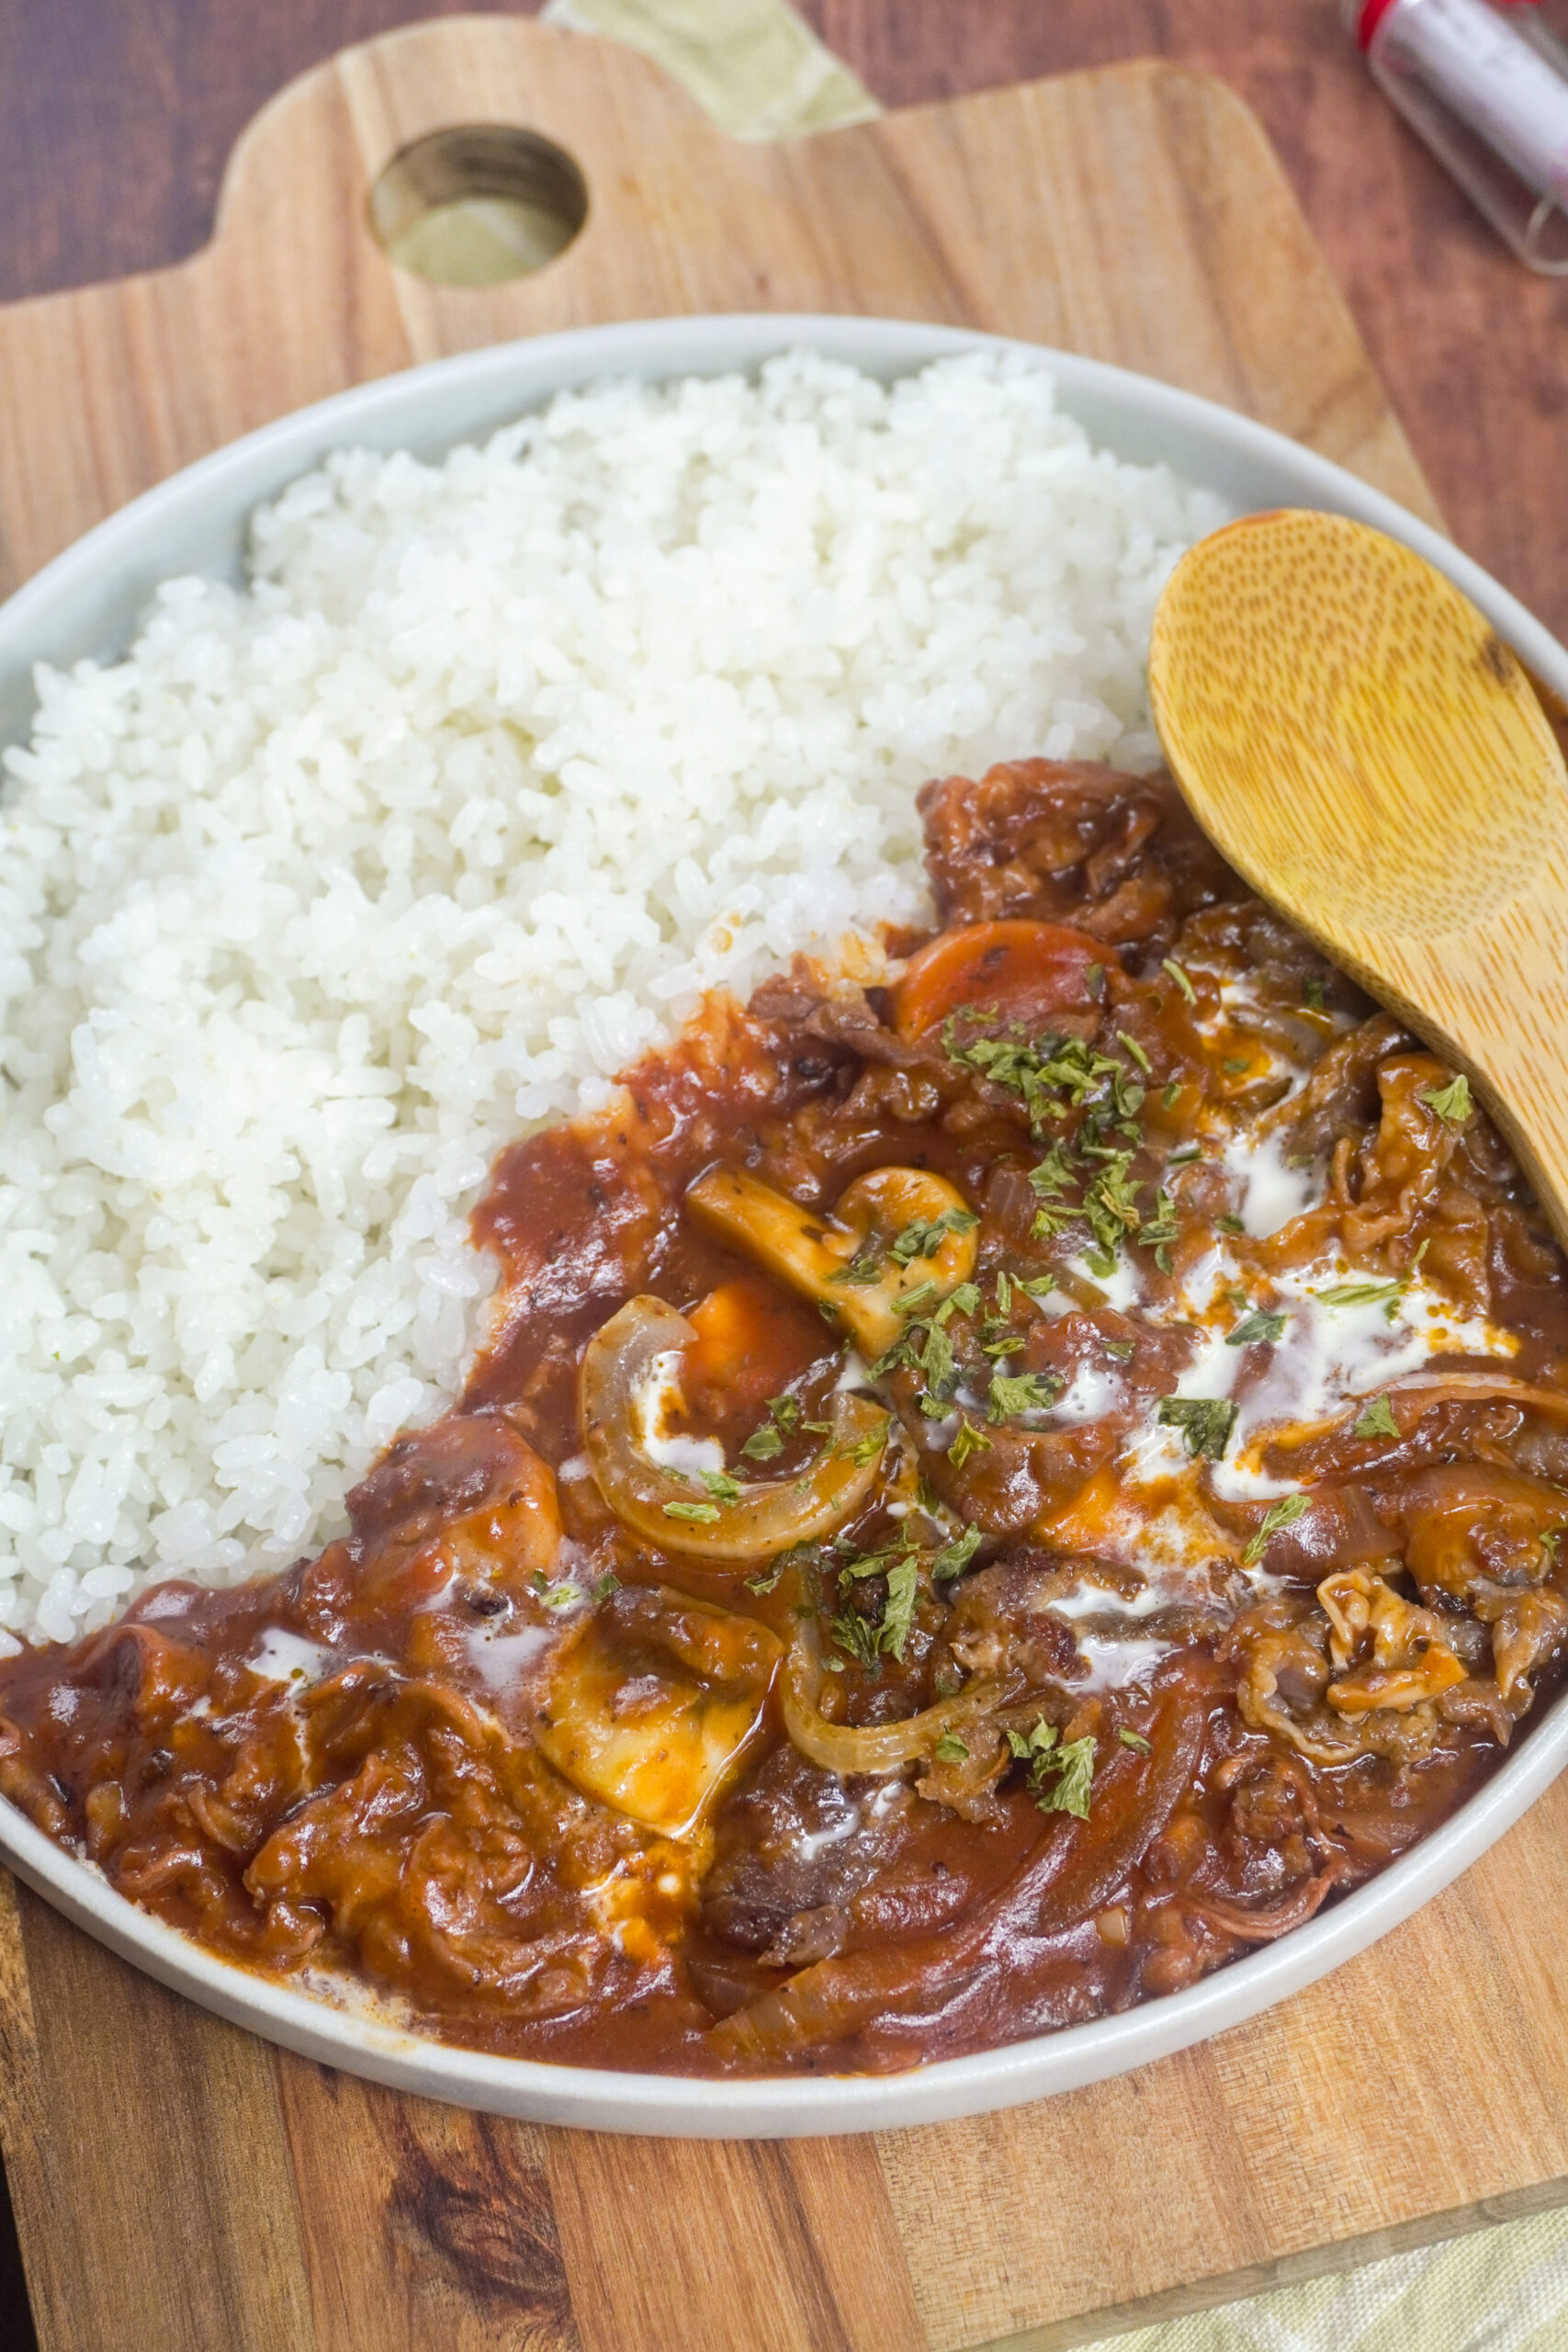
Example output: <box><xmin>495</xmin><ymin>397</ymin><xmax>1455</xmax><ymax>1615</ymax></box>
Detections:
<box><xmin>0</xmin><ymin>16</ymin><xmax>1435</xmax><ymax>602</ymax></box>
<box><xmin>206</xmin><ymin>14</ymin><xmax>752</xmax><ymax>358</ymax></box>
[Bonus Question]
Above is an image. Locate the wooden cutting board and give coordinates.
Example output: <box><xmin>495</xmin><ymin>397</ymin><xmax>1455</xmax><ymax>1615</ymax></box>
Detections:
<box><xmin>1</xmin><ymin>17</ymin><xmax>1563</xmax><ymax>2351</ymax></box>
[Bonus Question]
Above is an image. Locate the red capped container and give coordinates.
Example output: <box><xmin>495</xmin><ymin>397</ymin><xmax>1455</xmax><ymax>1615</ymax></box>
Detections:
<box><xmin>1344</xmin><ymin>0</ymin><xmax>1568</xmax><ymax>269</ymax></box>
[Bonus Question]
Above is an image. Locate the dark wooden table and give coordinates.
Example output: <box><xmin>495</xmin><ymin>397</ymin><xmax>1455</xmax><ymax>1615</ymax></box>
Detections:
<box><xmin>1</xmin><ymin>4</ymin><xmax>1564</xmax><ymax>2344</ymax></box>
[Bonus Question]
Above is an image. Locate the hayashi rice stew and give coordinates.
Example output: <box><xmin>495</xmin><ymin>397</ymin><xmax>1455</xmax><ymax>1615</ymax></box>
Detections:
<box><xmin>4</xmin><ymin>757</ymin><xmax>1564</xmax><ymax>2076</ymax></box>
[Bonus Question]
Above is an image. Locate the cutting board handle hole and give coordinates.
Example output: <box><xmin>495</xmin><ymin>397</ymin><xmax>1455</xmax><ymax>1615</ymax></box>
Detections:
<box><xmin>368</xmin><ymin>125</ymin><xmax>588</xmax><ymax>287</ymax></box>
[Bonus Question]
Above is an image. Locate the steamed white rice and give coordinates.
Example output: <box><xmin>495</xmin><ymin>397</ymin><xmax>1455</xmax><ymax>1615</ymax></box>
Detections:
<box><xmin>0</xmin><ymin>349</ymin><xmax>1226</xmax><ymax>1648</ymax></box>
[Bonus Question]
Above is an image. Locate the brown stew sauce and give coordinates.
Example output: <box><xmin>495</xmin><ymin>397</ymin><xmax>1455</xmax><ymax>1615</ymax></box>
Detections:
<box><xmin>4</xmin><ymin>757</ymin><xmax>1568</xmax><ymax>2076</ymax></box>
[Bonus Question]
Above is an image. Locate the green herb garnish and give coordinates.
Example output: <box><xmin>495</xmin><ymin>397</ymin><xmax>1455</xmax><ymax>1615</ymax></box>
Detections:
<box><xmin>1028</xmin><ymin>1139</ymin><xmax>1076</xmax><ymax>1216</ymax></box>
<box><xmin>1242</xmin><ymin>1492</ymin><xmax>1309</xmax><ymax>1567</ymax></box>
<box><xmin>833</xmin><ymin>1535</ymin><xmax>911</xmax><ymax>1577</ymax></box>
<box><xmin>829</xmin><ymin>1545</ymin><xmax>921</xmax><ymax>1669</ymax></box>
<box><xmin>1007</xmin><ymin>1718</ymin><xmax>1097</xmax><ymax>1818</ymax></box>
<box><xmin>931</xmin><ymin>1524</ymin><xmax>983</xmax><ymax>1583</ymax></box>
<box><xmin>1316</xmin><ymin>1277</ymin><xmax>1405</xmax><ymax>1310</ymax></box>
<box><xmin>867</xmin><ymin>1331</ymin><xmax>919</xmax><ymax>1380</ymax></box>
<box><xmin>831</xmin><ymin>1245</ymin><xmax>886</xmax><ymax>1285</ymax></box>
<box><xmin>1082</xmin><ymin>1157</ymin><xmax>1142</xmax><ymax>1265</ymax></box>
<box><xmin>1118</xmin><ymin>1727</ymin><xmax>1153</xmax><ymax>1755</ymax></box>
<box><xmin>662</xmin><ymin>1499</ymin><xmax>722</xmax><ymax>1524</ymax></box>
<box><xmin>879</xmin><ymin>1557</ymin><xmax>919</xmax><ymax>1662</ymax></box>
<box><xmin>948</xmin><ymin>1416</ymin><xmax>992</xmax><ymax>1467</ymax></box>
<box><xmin>934</xmin><ymin>1732</ymin><xmax>971</xmax><ymax>1764</ymax></box>
<box><xmin>1162</xmin><ymin>957</ymin><xmax>1197</xmax><ymax>1004</ymax></box>
<box><xmin>919</xmin><ymin>1321</ymin><xmax>959</xmax><ymax>1405</ymax></box>
<box><xmin>896</xmin><ymin>1280</ymin><xmax>940</xmax><ymax>1317</ymax></box>
<box><xmin>1420</xmin><ymin>1072</ymin><xmax>1473</xmax><ymax>1125</ymax></box>
<box><xmin>891</xmin><ymin>1206</ymin><xmax>980</xmax><ymax>1265</ymax></box>
<box><xmin>829</xmin><ymin>1605</ymin><xmax>883</xmax><ymax>1673</ymax></box>
<box><xmin>838</xmin><ymin>1417</ymin><xmax>891</xmax><ymax>1468</ymax></box>
<box><xmin>1156</xmin><ymin>1396</ymin><xmax>1239</xmax><ymax>1459</ymax></box>
<box><xmin>987</xmin><ymin>1370</ymin><xmax>1066</xmax><ymax>1423</ymax></box>
<box><xmin>949</xmin><ymin>1024</ymin><xmax>1123</xmax><ymax>1132</ymax></box>
<box><xmin>1226</xmin><ymin>1308</ymin><xmax>1286</xmax><ymax>1347</ymax></box>
<box><xmin>1139</xmin><ymin>1187</ymin><xmax>1179</xmax><ymax>1272</ymax></box>
<box><xmin>1351</xmin><ymin>1394</ymin><xmax>1399</xmax><ymax>1441</ymax></box>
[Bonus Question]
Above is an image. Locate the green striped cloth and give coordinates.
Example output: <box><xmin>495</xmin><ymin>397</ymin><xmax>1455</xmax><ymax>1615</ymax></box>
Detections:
<box><xmin>537</xmin><ymin>4</ymin><xmax>1568</xmax><ymax>2343</ymax></box>
<box><xmin>540</xmin><ymin>0</ymin><xmax>877</xmax><ymax>135</ymax></box>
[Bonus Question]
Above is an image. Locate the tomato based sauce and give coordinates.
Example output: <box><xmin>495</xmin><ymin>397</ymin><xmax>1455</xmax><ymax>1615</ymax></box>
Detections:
<box><xmin>4</xmin><ymin>756</ymin><xmax>1567</xmax><ymax>2076</ymax></box>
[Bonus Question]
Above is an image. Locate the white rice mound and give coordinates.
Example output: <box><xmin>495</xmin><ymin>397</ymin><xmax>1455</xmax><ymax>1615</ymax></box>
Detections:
<box><xmin>0</xmin><ymin>349</ymin><xmax>1227</xmax><ymax>1648</ymax></box>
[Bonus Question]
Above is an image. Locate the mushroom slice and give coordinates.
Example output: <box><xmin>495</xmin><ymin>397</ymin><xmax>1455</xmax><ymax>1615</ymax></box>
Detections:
<box><xmin>535</xmin><ymin>1587</ymin><xmax>782</xmax><ymax>1838</ymax></box>
<box><xmin>685</xmin><ymin>1164</ymin><xmax>978</xmax><ymax>1356</ymax></box>
<box><xmin>580</xmin><ymin>1295</ymin><xmax>887</xmax><ymax>1560</ymax></box>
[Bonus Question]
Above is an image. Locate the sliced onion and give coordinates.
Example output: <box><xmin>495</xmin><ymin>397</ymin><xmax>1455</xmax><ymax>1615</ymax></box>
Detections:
<box><xmin>1375</xmin><ymin>1372</ymin><xmax>1568</xmax><ymax>1424</ymax></box>
<box><xmin>779</xmin><ymin>1616</ymin><xmax>1017</xmax><ymax>1774</ymax></box>
<box><xmin>580</xmin><ymin>1295</ymin><xmax>887</xmax><ymax>1563</ymax></box>
<box><xmin>711</xmin><ymin>1679</ymin><xmax>1200</xmax><ymax>2064</ymax></box>
<box><xmin>1274</xmin><ymin>1373</ymin><xmax>1568</xmax><ymax>1457</ymax></box>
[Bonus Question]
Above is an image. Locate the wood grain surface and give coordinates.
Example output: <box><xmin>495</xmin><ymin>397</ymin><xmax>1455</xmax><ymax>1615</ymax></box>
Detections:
<box><xmin>3</xmin><ymin>2</ymin><xmax>1567</xmax><ymax>635</ymax></box>
<box><xmin>0</xmin><ymin>15</ymin><xmax>1565</xmax><ymax>2352</ymax></box>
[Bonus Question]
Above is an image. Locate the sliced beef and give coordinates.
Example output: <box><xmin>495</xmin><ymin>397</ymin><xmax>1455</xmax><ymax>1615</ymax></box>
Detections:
<box><xmin>702</xmin><ymin>1744</ymin><xmax>973</xmax><ymax>1966</ymax></box>
<box><xmin>918</xmin><ymin>757</ymin><xmax>1235</xmax><ymax>956</ymax></box>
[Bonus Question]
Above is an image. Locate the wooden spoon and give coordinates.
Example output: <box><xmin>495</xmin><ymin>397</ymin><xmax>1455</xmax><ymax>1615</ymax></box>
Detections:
<box><xmin>1147</xmin><ymin>507</ymin><xmax>1568</xmax><ymax>1250</ymax></box>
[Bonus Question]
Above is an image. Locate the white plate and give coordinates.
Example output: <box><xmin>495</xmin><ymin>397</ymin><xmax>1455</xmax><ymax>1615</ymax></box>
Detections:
<box><xmin>4</xmin><ymin>314</ymin><xmax>1566</xmax><ymax>2138</ymax></box>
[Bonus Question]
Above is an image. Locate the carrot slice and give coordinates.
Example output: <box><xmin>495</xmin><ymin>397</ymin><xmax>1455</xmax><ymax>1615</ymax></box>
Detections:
<box><xmin>682</xmin><ymin>1276</ymin><xmax>826</xmax><ymax>1416</ymax></box>
<box><xmin>891</xmin><ymin>918</ymin><xmax>1105</xmax><ymax>1039</ymax></box>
